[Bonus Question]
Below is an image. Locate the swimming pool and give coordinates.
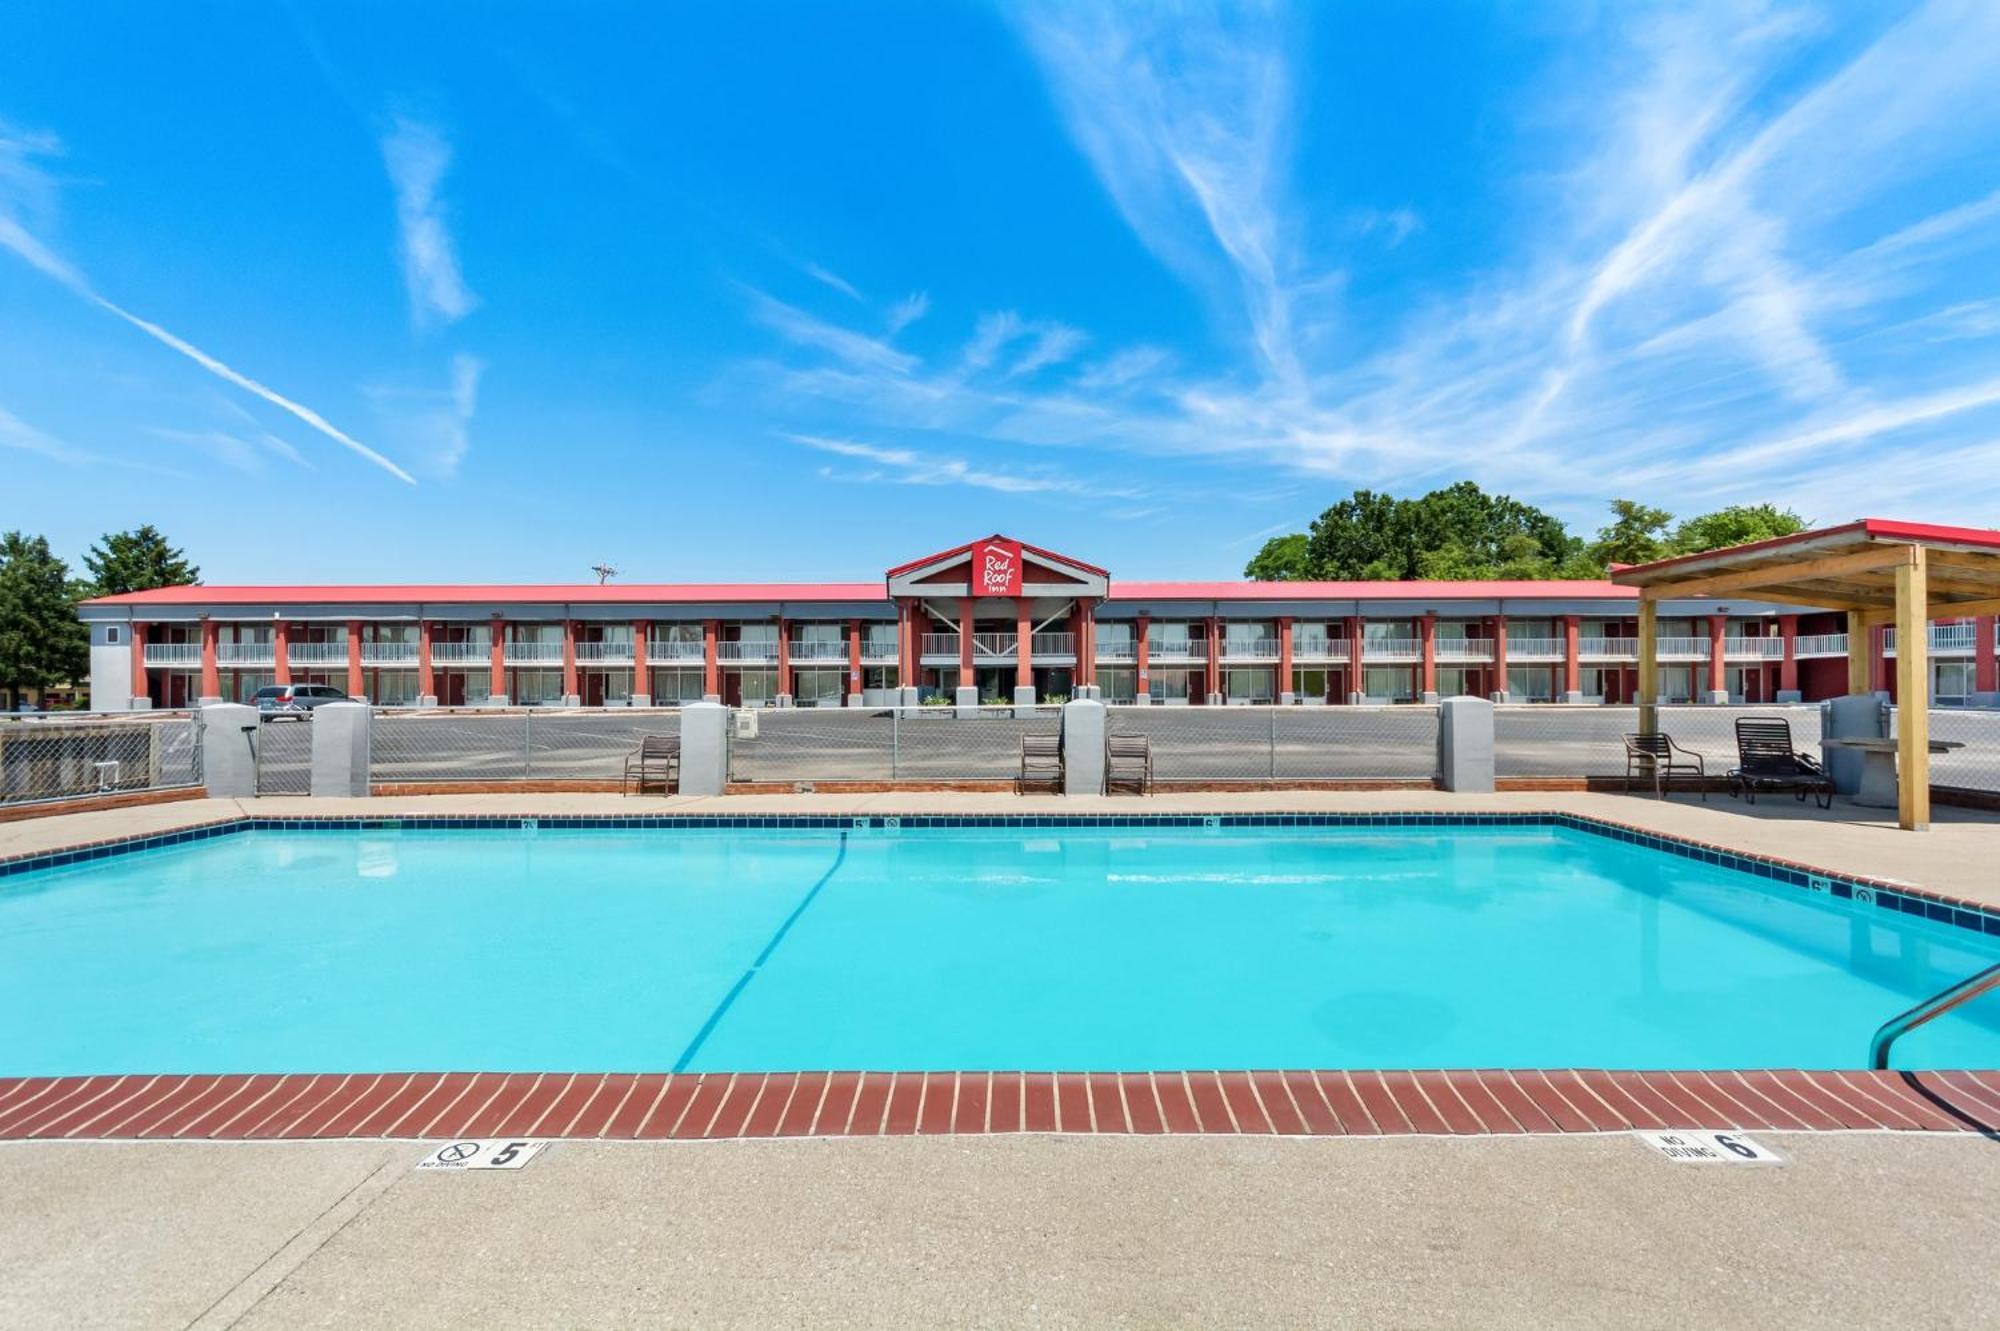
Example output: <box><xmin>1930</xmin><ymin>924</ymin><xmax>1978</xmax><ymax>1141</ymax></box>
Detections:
<box><xmin>2</xmin><ymin>816</ymin><xmax>1995</xmax><ymax>1075</ymax></box>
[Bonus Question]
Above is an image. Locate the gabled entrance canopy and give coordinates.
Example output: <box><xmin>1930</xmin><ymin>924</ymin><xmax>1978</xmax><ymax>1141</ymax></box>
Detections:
<box><xmin>1612</xmin><ymin>519</ymin><xmax>2000</xmax><ymax>830</ymax></box>
<box><xmin>885</xmin><ymin>535</ymin><xmax>1110</xmax><ymax>600</ymax></box>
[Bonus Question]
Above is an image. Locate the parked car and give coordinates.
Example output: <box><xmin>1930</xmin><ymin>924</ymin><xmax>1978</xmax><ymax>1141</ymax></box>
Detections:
<box><xmin>252</xmin><ymin>684</ymin><xmax>352</xmax><ymax>717</ymax></box>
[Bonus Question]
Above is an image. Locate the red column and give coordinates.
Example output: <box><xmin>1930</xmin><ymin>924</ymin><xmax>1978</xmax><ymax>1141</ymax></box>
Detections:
<box><xmin>633</xmin><ymin>620</ymin><xmax>650</xmax><ymax>700</ymax></box>
<box><xmin>273</xmin><ymin>621</ymin><xmax>292</xmax><ymax>685</ymax></box>
<box><xmin>488</xmin><ymin>617</ymin><xmax>506</xmax><ymax>701</ymax></box>
<box><xmin>1082</xmin><ymin>600</ymin><xmax>1098</xmax><ymax>689</ymax></box>
<box><xmin>775</xmin><ymin>617</ymin><xmax>790</xmax><ymax>700</ymax></box>
<box><xmin>1491</xmin><ymin>615</ymin><xmax>1508</xmax><ymax>699</ymax></box>
<box><xmin>896</xmin><ymin>602</ymin><xmax>913</xmax><ymax>683</ymax></box>
<box><xmin>130</xmin><ymin>622</ymin><xmax>148</xmax><ymax>703</ymax></box>
<box><xmin>346</xmin><ymin>619</ymin><xmax>364</xmax><ymax>699</ymax></box>
<box><xmin>847</xmin><ymin>618</ymin><xmax>863</xmax><ymax>699</ymax></box>
<box><xmin>1277</xmin><ymin>616</ymin><xmax>1293</xmax><ymax>701</ymax></box>
<box><xmin>200</xmin><ymin>620</ymin><xmax>220</xmax><ymax>700</ymax></box>
<box><xmin>1205</xmin><ymin>615</ymin><xmax>1221</xmax><ymax>703</ymax></box>
<box><xmin>702</xmin><ymin>619</ymin><xmax>720</xmax><ymax>698</ymax></box>
<box><xmin>561</xmin><ymin>619</ymin><xmax>579</xmax><ymax>700</ymax></box>
<box><xmin>1707</xmin><ymin>613</ymin><xmax>1727</xmax><ymax>698</ymax></box>
<box><xmin>959</xmin><ymin>597</ymin><xmax>975</xmax><ymax>679</ymax></box>
<box><xmin>1419</xmin><ymin>612</ymin><xmax>1436</xmax><ymax>698</ymax></box>
<box><xmin>1015</xmin><ymin>601</ymin><xmax>1033</xmax><ymax>691</ymax></box>
<box><xmin>1347</xmin><ymin>615</ymin><xmax>1363</xmax><ymax>701</ymax></box>
<box><xmin>418</xmin><ymin>620</ymin><xmax>435</xmax><ymax>699</ymax></box>
<box><xmin>1136</xmin><ymin>613</ymin><xmax>1151</xmax><ymax>699</ymax></box>
<box><xmin>1779</xmin><ymin>614</ymin><xmax>1799</xmax><ymax>696</ymax></box>
<box><xmin>1562</xmin><ymin>614</ymin><xmax>1580</xmax><ymax>698</ymax></box>
<box><xmin>1976</xmin><ymin>615</ymin><xmax>1998</xmax><ymax>694</ymax></box>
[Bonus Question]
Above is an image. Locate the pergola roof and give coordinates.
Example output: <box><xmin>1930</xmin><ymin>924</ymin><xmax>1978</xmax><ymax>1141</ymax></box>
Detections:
<box><xmin>1610</xmin><ymin>518</ymin><xmax>2000</xmax><ymax>617</ymax></box>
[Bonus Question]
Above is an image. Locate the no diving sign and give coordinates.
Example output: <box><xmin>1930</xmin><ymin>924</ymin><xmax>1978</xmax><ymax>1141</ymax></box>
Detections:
<box><xmin>1636</xmin><ymin>1131</ymin><xmax>1786</xmax><ymax>1165</ymax></box>
<box><xmin>417</xmin><ymin>1139</ymin><xmax>548</xmax><ymax>1171</ymax></box>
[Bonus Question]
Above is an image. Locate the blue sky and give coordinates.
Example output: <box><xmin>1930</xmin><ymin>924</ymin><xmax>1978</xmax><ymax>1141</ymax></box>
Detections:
<box><xmin>4</xmin><ymin>2</ymin><xmax>1999</xmax><ymax>584</ymax></box>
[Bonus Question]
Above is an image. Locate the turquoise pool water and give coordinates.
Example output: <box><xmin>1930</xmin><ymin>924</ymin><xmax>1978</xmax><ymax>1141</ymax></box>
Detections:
<box><xmin>2</xmin><ymin>823</ymin><xmax>1995</xmax><ymax>1074</ymax></box>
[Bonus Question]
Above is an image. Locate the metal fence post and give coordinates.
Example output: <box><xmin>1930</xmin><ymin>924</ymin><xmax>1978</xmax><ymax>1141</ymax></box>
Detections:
<box><xmin>892</xmin><ymin>705</ymin><xmax>900</xmax><ymax>780</ymax></box>
<box><xmin>1268</xmin><ymin>706</ymin><xmax>1278</xmax><ymax>779</ymax></box>
<box><xmin>523</xmin><ymin>710</ymin><xmax>534</xmax><ymax>779</ymax></box>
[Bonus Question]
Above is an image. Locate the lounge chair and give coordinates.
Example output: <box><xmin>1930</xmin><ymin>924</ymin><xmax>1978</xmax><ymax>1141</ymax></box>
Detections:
<box><xmin>1018</xmin><ymin>733</ymin><xmax>1063</xmax><ymax>793</ymax></box>
<box><xmin>1106</xmin><ymin>733</ymin><xmax>1153</xmax><ymax>795</ymax></box>
<box><xmin>1728</xmin><ymin>718</ymin><xmax>1833</xmax><ymax>809</ymax></box>
<box><xmin>1623</xmin><ymin>732</ymin><xmax>1705</xmax><ymax>801</ymax></box>
<box><xmin>621</xmin><ymin>734</ymin><xmax>680</xmax><ymax>795</ymax></box>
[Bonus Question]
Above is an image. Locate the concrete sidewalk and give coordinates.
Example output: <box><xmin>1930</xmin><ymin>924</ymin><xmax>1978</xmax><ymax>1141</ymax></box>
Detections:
<box><xmin>2</xmin><ymin>1134</ymin><xmax>1994</xmax><ymax>1329</ymax></box>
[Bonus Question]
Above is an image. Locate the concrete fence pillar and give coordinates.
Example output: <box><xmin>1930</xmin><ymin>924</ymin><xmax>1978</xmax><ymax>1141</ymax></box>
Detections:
<box><xmin>679</xmin><ymin>701</ymin><xmax>729</xmax><ymax>796</ymax></box>
<box><xmin>199</xmin><ymin>702</ymin><xmax>258</xmax><ymax>799</ymax></box>
<box><xmin>1437</xmin><ymin>696</ymin><xmax>1495</xmax><ymax>793</ymax></box>
<box><xmin>1062</xmin><ymin>698</ymin><xmax>1106</xmax><ymax>797</ymax></box>
<box><xmin>309</xmin><ymin>701</ymin><xmax>372</xmax><ymax>798</ymax></box>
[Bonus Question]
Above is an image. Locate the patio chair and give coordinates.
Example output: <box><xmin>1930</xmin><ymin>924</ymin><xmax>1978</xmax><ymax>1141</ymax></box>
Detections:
<box><xmin>621</xmin><ymin>734</ymin><xmax>680</xmax><ymax>796</ymax></box>
<box><xmin>1017</xmin><ymin>733</ymin><xmax>1063</xmax><ymax>794</ymax></box>
<box><xmin>1622</xmin><ymin>732</ymin><xmax>1705</xmax><ymax>801</ymax></box>
<box><xmin>1728</xmin><ymin>718</ymin><xmax>1833</xmax><ymax>809</ymax></box>
<box><xmin>1105</xmin><ymin>733</ymin><xmax>1153</xmax><ymax>795</ymax></box>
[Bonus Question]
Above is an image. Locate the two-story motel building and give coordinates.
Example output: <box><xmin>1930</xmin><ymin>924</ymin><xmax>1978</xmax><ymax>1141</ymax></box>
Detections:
<box><xmin>78</xmin><ymin>535</ymin><xmax>2000</xmax><ymax>712</ymax></box>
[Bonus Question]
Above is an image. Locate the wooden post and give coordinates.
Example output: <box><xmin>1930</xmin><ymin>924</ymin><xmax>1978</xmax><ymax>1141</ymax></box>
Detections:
<box><xmin>1846</xmin><ymin>610</ymin><xmax>1870</xmax><ymax>695</ymax></box>
<box><xmin>1895</xmin><ymin>547</ymin><xmax>1929</xmax><ymax>831</ymax></box>
<box><xmin>1637</xmin><ymin>596</ymin><xmax>1659</xmax><ymax>734</ymax></box>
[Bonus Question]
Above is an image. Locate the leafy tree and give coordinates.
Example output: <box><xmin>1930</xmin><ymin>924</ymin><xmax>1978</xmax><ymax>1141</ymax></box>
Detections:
<box><xmin>1243</xmin><ymin>533</ymin><xmax>1315</xmax><ymax>581</ymax></box>
<box><xmin>1586</xmin><ymin>499</ymin><xmax>1673</xmax><ymax>569</ymax></box>
<box><xmin>1670</xmin><ymin>504</ymin><xmax>1804</xmax><ymax>555</ymax></box>
<box><xmin>82</xmin><ymin>525</ymin><xmax>200</xmax><ymax>597</ymax></box>
<box><xmin>0</xmin><ymin>532</ymin><xmax>90</xmax><ymax>701</ymax></box>
<box><xmin>1301</xmin><ymin>482</ymin><xmax>1582</xmax><ymax>581</ymax></box>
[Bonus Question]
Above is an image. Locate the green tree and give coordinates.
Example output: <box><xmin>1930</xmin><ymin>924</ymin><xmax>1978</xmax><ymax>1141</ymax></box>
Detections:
<box><xmin>0</xmin><ymin>532</ymin><xmax>90</xmax><ymax>702</ymax></box>
<box><xmin>1670</xmin><ymin>504</ymin><xmax>1804</xmax><ymax>555</ymax></box>
<box><xmin>82</xmin><ymin>525</ymin><xmax>200</xmax><ymax>597</ymax></box>
<box><xmin>1302</xmin><ymin>482</ymin><xmax>1580</xmax><ymax>581</ymax></box>
<box><xmin>1243</xmin><ymin>532</ymin><xmax>1316</xmax><ymax>581</ymax></box>
<box><xmin>1586</xmin><ymin>499</ymin><xmax>1674</xmax><ymax>569</ymax></box>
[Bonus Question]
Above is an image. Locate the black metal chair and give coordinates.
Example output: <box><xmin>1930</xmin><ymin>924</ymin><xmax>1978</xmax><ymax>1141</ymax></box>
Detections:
<box><xmin>1729</xmin><ymin>718</ymin><xmax>1833</xmax><ymax>809</ymax></box>
<box><xmin>1623</xmin><ymin>732</ymin><xmax>1706</xmax><ymax>801</ymax></box>
<box><xmin>1106</xmin><ymin>734</ymin><xmax>1154</xmax><ymax>795</ymax></box>
<box><xmin>621</xmin><ymin>734</ymin><xmax>680</xmax><ymax>795</ymax></box>
<box><xmin>1017</xmin><ymin>733</ymin><xmax>1063</xmax><ymax>793</ymax></box>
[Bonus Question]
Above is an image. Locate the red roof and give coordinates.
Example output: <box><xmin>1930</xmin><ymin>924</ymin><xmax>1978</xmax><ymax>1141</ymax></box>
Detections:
<box><xmin>81</xmin><ymin>583</ymin><xmax>887</xmax><ymax>607</ymax></box>
<box><xmin>884</xmin><ymin>533</ymin><xmax>1109</xmax><ymax>578</ymax></box>
<box><xmin>1116</xmin><ymin>579</ymin><xmax>1632</xmax><ymax>601</ymax></box>
<box><xmin>1612</xmin><ymin>518</ymin><xmax>2000</xmax><ymax>581</ymax></box>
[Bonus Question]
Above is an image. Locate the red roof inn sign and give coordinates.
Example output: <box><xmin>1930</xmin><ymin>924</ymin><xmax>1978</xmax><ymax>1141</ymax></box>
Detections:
<box><xmin>974</xmin><ymin>538</ymin><xmax>1024</xmax><ymax>598</ymax></box>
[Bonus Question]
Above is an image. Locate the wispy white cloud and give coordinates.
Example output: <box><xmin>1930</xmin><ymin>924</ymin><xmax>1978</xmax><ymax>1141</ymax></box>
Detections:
<box><xmin>365</xmin><ymin>353</ymin><xmax>482</xmax><ymax>479</ymax></box>
<box><xmin>886</xmin><ymin>292</ymin><xmax>930</xmax><ymax>335</ymax></box>
<box><xmin>749</xmin><ymin>289</ymin><xmax>917</xmax><ymax>374</ymax></box>
<box><xmin>380</xmin><ymin>116</ymin><xmax>477</xmax><ymax>329</ymax></box>
<box><xmin>0</xmin><ymin>118</ymin><xmax>418</xmax><ymax>484</ymax></box>
<box><xmin>1007</xmin><ymin>323</ymin><xmax>1086</xmax><ymax>379</ymax></box>
<box><xmin>785</xmin><ymin>432</ymin><xmax>1116</xmax><ymax>497</ymax></box>
<box><xmin>804</xmin><ymin>261</ymin><xmax>862</xmax><ymax>302</ymax></box>
<box><xmin>150</xmin><ymin>426</ymin><xmax>310</xmax><ymax>474</ymax></box>
<box><xmin>0</xmin><ymin>404</ymin><xmax>88</xmax><ymax>463</ymax></box>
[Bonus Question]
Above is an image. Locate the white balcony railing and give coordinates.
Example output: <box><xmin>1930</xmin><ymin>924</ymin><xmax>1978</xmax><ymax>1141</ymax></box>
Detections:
<box><xmin>920</xmin><ymin>633</ymin><xmax>960</xmax><ymax>658</ymax></box>
<box><xmin>1362</xmin><ymin>636</ymin><xmax>1422</xmax><ymax>662</ymax></box>
<box><xmin>1146</xmin><ymin>640</ymin><xmax>1204</xmax><ymax>661</ymax></box>
<box><xmin>649</xmin><ymin>638</ymin><xmax>706</xmax><ymax>661</ymax></box>
<box><xmin>1578</xmin><ymin>638</ymin><xmax>1637</xmax><ymax>660</ymax></box>
<box><xmin>1656</xmin><ymin>636</ymin><xmax>1710</xmax><ymax>660</ymax></box>
<box><xmin>861</xmin><ymin>639</ymin><xmax>899</xmax><ymax>661</ymax></box>
<box><xmin>1505</xmin><ymin>637</ymin><xmax>1566</xmax><ymax>661</ymax></box>
<box><xmin>718</xmin><ymin>641</ymin><xmax>778</xmax><ymax>662</ymax></box>
<box><xmin>1724</xmin><ymin>636</ymin><xmax>1783</xmax><ymax>659</ymax></box>
<box><xmin>428</xmin><ymin>641</ymin><xmax>488</xmax><ymax>664</ymax></box>
<box><xmin>1095</xmin><ymin>638</ymin><xmax>1138</xmax><ymax>662</ymax></box>
<box><xmin>973</xmin><ymin>633</ymin><xmax>1015</xmax><ymax>658</ymax></box>
<box><xmin>1289</xmin><ymin>635</ymin><xmax>1344</xmax><ymax>660</ymax></box>
<box><xmin>1884</xmin><ymin>624</ymin><xmax>1979</xmax><ymax>655</ymax></box>
<box><xmin>788</xmin><ymin>640</ymin><xmax>850</xmax><ymax>661</ymax></box>
<box><xmin>1221</xmin><ymin>638</ymin><xmax>1280</xmax><ymax>660</ymax></box>
<box><xmin>142</xmin><ymin>643</ymin><xmax>202</xmax><ymax>667</ymax></box>
<box><xmin>360</xmin><ymin>642</ymin><xmax>418</xmax><ymax>665</ymax></box>
<box><xmin>286</xmin><ymin>641</ymin><xmax>348</xmax><ymax>665</ymax></box>
<box><xmin>1435</xmin><ymin>638</ymin><xmax>1494</xmax><ymax>662</ymax></box>
<box><xmin>575</xmin><ymin>641</ymin><xmax>634</xmax><ymax>664</ymax></box>
<box><xmin>504</xmin><ymin>641</ymin><xmax>564</xmax><ymax>663</ymax></box>
<box><xmin>1031</xmin><ymin>633</ymin><xmax>1075</xmax><ymax>657</ymax></box>
<box><xmin>1794</xmin><ymin>633</ymin><xmax>1849</xmax><ymax>657</ymax></box>
<box><xmin>217</xmin><ymin>642</ymin><xmax>274</xmax><ymax>665</ymax></box>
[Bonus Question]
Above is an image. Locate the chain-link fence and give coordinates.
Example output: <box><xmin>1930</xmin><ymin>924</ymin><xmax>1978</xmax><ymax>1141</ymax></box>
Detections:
<box><xmin>726</xmin><ymin>706</ymin><xmax>1063</xmax><ymax>783</ymax></box>
<box><xmin>1107</xmin><ymin>705</ymin><xmax>1440</xmax><ymax>782</ymax></box>
<box><xmin>1494</xmin><ymin>705</ymin><xmax>1826</xmax><ymax>779</ymax></box>
<box><xmin>0</xmin><ymin>711</ymin><xmax>203</xmax><ymax>806</ymax></box>
<box><xmin>368</xmin><ymin>708</ymin><xmax>683</xmax><ymax>784</ymax></box>
<box><xmin>1907</xmin><ymin>707</ymin><xmax>2000</xmax><ymax>795</ymax></box>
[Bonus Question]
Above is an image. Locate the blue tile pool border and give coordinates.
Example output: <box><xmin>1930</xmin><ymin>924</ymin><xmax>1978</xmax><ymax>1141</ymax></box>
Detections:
<box><xmin>3</xmin><ymin>809</ymin><xmax>1997</xmax><ymax>942</ymax></box>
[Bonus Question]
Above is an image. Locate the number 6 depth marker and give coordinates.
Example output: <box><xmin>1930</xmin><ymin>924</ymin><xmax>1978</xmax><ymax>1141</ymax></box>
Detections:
<box><xmin>1635</xmin><ymin>1131</ymin><xmax>1787</xmax><ymax>1165</ymax></box>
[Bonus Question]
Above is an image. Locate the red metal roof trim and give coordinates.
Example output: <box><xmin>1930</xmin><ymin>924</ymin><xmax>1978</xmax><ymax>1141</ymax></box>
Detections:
<box><xmin>81</xmin><ymin>583</ymin><xmax>887</xmax><ymax>607</ymax></box>
<box><xmin>1612</xmin><ymin>518</ymin><xmax>2000</xmax><ymax>582</ymax></box>
<box><xmin>1117</xmin><ymin>579</ymin><xmax>1633</xmax><ymax>600</ymax></box>
<box><xmin>884</xmin><ymin>534</ymin><xmax>1109</xmax><ymax>579</ymax></box>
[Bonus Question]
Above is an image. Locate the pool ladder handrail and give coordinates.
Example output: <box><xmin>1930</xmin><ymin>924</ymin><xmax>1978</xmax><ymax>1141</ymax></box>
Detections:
<box><xmin>1869</xmin><ymin>960</ymin><xmax>2000</xmax><ymax>1069</ymax></box>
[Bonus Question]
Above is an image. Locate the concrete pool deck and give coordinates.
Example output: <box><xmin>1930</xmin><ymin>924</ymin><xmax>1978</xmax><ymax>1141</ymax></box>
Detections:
<box><xmin>7</xmin><ymin>787</ymin><xmax>1999</xmax><ymax>907</ymax></box>
<box><xmin>3</xmin><ymin>1134</ymin><xmax>1995</xmax><ymax>1329</ymax></box>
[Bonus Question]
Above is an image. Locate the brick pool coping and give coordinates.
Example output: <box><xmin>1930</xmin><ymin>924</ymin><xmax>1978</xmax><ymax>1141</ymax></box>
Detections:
<box><xmin>1</xmin><ymin>1068</ymin><xmax>1996</xmax><ymax>1141</ymax></box>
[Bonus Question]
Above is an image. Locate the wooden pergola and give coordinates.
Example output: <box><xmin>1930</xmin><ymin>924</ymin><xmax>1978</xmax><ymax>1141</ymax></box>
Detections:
<box><xmin>1611</xmin><ymin>519</ymin><xmax>2000</xmax><ymax>831</ymax></box>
